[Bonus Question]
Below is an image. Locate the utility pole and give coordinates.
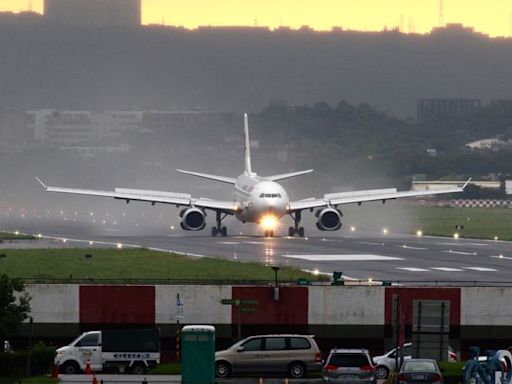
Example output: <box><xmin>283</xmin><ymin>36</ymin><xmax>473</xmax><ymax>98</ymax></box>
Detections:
<box><xmin>438</xmin><ymin>0</ymin><xmax>444</xmax><ymax>27</ymax></box>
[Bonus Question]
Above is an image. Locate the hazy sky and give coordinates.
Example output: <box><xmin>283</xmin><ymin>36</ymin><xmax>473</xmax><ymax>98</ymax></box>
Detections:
<box><xmin>2</xmin><ymin>0</ymin><xmax>511</xmax><ymax>37</ymax></box>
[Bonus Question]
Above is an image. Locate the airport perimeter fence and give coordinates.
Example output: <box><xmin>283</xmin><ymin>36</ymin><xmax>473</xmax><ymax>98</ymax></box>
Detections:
<box><xmin>17</xmin><ymin>277</ymin><xmax>512</xmax><ymax>287</ymax></box>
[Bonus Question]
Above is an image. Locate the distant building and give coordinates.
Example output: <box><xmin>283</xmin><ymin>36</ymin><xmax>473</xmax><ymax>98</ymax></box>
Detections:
<box><xmin>0</xmin><ymin>11</ymin><xmax>43</xmax><ymax>26</ymax></box>
<box><xmin>417</xmin><ymin>98</ymin><xmax>482</xmax><ymax>121</ymax></box>
<box><xmin>430</xmin><ymin>23</ymin><xmax>488</xmax><ymax>38</ymax></box>
<box><xmin>44</xmin><ymin>0</ymin><xmax>141</xmax><ymax>28</ymax></box>
<box><xmin>0</xmin><ymin>109</ymin><xmax>32</xmax><ymax>151</ymax></box>
<box><xmin>142</xmin><ymin>110</ymin><xmax>229</xmax><ymax>133</ymax></box>
<box><xmin>27</xmin><ymin>109</ymin><xmax>143</xmax><ymax>146</ymax></box>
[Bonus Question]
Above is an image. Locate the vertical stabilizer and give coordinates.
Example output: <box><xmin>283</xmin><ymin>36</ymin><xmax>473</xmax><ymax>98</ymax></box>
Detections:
<box><xmin>244</xmin><ymin>113</ymin><xmax>253</xmax><ymax>175</ymax></box>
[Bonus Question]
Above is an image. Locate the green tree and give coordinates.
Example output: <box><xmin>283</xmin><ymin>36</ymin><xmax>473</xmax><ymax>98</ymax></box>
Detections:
<box><xmin>0</xmin><ymin>274</ymin><xmax>31</xmax><ymax>349</ymax></box>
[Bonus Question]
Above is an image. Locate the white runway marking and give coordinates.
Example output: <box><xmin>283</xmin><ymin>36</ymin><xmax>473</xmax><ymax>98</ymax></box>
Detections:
<box><xmin>284</xmin><ymin>254</ymin><xmax>404</xmax><ymax>261</ymax></box>
<box><xmin>436</xmin><ymin>242</ymin><xmax>488</xmax><ymax>247</ymax></box>
<box><xmin>357</xmin><ymin>241</ymin><xmax>385</xmax><ymax>246</ymax></box>
<box><xmin>244</xmin><ymin>241</ymin><xmax>266</xmax><ymax>245</ymax></box>
<box><xmin>398</xmin><ymin>245</ymin><xmax>427</xmax><ymax>250</ymax></box>
<box><xmin>217</xmin><ymin>241</ymin><xmax>240</xmax><ymax>245</ymax></box>
<box><xmin>430</xmin><ymin>267</ymin><xmax>464</xmax><ymax>272</ymax></box>
<box><xmin>491</xmin><ymin>255</ymin><xmax>512</xmax><ymax>260</ymax></box>
<box><xmin>463</xmin><ymin>267</ymin><xmax>497</xmax><ymax>272</ymax></box>
<box><xmin>443</xmin><ymin>250</ymin><xmax>477</xmax><ymax>255</ymax></box>
<box><xmin>397</xmin><ymin>267</ymin><xmax>430</xmax><ymax>272</ymax></box>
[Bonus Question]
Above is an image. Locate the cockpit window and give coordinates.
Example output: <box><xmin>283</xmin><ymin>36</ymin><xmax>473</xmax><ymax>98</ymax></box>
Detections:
<box><xmin>259</xmin><ymin>193</ymin><xmax>265</xmax><ymax>198</ymax></box>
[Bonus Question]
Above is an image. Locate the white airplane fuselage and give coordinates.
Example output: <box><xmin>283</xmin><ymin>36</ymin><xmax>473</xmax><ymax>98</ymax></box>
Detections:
<box><xmin>233</xmin><ymin>174</ymin><xmax>289</xmax><ymax>223</ymax></box>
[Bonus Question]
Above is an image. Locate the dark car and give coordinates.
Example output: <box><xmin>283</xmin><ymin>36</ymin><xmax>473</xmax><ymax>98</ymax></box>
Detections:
<box><xmin>398</xmin><ymin>359</ymin><xmax>443</xmax><ymax>384</ymax></box>
<box><xmin>322</xmin><ymin>349</ymin><xmax>376</xmax><ymax>383</ymax></box>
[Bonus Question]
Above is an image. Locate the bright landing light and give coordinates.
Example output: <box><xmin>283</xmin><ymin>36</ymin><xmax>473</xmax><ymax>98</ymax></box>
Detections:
<box><xmin>260</xmin><ymin>214</ymin><xmax>279</xmax><ymax>231</ymax></box>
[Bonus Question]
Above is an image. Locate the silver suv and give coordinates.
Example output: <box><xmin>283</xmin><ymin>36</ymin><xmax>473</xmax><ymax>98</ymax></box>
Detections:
<box><xmin>322</xmin><ymin>349</ymin><xmax>376</xmax><ymax>383</ymax></box>
<box><xmin>215</xmin><ymin>334</ymin><xmax>322</xmax><ymax>378</ymax></box>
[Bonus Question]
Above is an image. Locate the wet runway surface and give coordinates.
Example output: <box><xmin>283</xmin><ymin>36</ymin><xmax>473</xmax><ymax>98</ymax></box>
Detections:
<box><xmin>2</xmin><ymin>214</ymin><xmax>511</xmax><ymax>283</ymax></box>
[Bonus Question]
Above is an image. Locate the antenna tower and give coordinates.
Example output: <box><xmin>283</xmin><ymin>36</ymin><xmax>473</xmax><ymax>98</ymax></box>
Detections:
<box><xmin>438</xmin><ymin>0</ymin><xmax>444</xmax><ymax>27</ymax></box>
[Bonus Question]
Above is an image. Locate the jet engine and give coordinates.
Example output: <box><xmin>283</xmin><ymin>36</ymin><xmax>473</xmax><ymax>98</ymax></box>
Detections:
<box><xmin>315</xmin><ymin>207</ymin><xmax>342</xmax><ymax>231</ymax></box>
<box><xmin>179</xmin><ymin>208</ymin><xmax>206</xmax><ymax>231</ymax></box>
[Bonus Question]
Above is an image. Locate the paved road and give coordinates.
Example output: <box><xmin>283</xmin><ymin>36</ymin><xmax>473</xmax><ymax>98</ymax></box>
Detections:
<box><xmin>1</xmin><ymin>212</ymin><xmax>510</xmax><ymax>283</ymax></box>
<box><xmin>58</xmin><ymin>375</ymin><xmax>323</xmax><ymax>383</ymax></box>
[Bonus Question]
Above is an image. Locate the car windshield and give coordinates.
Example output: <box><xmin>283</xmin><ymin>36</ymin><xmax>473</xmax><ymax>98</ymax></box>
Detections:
<box><xmin>328</xmin><ymin>354</ymin><xmax>370</xmax><ymax>367</ymax></box>
<box><xmin>403</xmin><ymin>361</ymin><xmax>437</xmax><ymax>372</ymax></box>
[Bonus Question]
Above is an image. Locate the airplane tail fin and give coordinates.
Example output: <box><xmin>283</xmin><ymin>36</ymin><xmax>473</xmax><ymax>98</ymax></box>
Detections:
<box><xmin>244</xmin><ymin>113</ymin><xmax>254</xmax><ymax>175</ymax></box>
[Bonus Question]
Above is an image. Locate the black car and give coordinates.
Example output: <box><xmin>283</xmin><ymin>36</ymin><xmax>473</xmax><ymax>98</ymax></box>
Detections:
<box><xmin>398</xmin><ymin>359</ymin><xmax>443</xmax><ymax>384</ymax></box>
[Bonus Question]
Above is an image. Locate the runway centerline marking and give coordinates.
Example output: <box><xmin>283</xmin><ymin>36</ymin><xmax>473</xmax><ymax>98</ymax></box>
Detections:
<box><xmin>436</xmin><ymin>242</ymin><xmax>488</xmax><ymax>247</ymax></box>
<box><xmin>430</xmin><ymin>267</ymin><xmax>464</xmax><ymax>272</ymax></box>
<box><xmin>397</xmin><ymin>267</ymin><xmax>430</xmax><ymax>272</ymax></box>
<box><xmin>217</xmin><ymin>241</ymin><xmax>240</xmax><ymax>245</ymax></box>
<box><xmin>357</xmin><ymin>241</ymin><xmax>385</xmax><ymax>246</ymax></box>
<box><xmin>398</xmin><ymin>245</ymin><xmax>427</xmax><ymax>250</ymax></box>
<box><xmin>283</xmin><ymin>254</ymin><xmax>404</xmax><ymax>261</ymax></box>
<box><xmin>491</xmin><ymin>255</ymin><xmax>512</xmax><ymax>260</ymax></box>
<box><xmin>463</xmin><ymin>267</ymin><xmax>497</xmax><ymax>272</ymax></box>
<box><xmin>443</xmin><ymin>250</ymin><xmax>477</xmax><ymax>255</ymax></box>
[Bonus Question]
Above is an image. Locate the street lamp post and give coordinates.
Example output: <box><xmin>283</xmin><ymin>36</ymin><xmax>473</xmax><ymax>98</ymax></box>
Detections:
<box><xmin>271</xmin><ymin>266</ymin><xmax>280</xmax><ymax>301</ymax></box>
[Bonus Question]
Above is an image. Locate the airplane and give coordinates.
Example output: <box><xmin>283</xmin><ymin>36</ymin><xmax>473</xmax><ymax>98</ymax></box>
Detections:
<box><xmin>36</xmin><ymin>113</ymin><xmax>470</xmax><ymax>238</ymax></box>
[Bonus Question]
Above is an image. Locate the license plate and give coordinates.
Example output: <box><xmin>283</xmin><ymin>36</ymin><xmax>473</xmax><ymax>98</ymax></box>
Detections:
<box><xmin>412</xmin><ymin>374</ymin><xmax>426</xmax><ymax>380</ymax></box>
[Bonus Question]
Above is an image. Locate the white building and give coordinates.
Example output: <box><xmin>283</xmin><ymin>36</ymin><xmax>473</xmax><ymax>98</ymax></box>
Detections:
<box><xmin>27</xmin><ymin>109</ymin><xmax>143</xmax><ymax>146</ymax></box>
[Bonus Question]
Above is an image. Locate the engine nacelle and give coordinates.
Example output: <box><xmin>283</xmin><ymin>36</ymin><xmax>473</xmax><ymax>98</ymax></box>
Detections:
<box><xmin>179</xmin><ymin>208</ymin><xmax>206</xmax><ymax>231</ymax></box>
<box><xmin>315</xmin><ymin>207</ymin><xmax>342</xmax><ymax>231</ymax></box>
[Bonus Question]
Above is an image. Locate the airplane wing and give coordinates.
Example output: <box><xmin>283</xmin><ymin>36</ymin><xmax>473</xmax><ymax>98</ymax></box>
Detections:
<box><xmin>265</xmin><ymin>169</ymin><xmax>314</xmax><ymax>182</ymax></box>
<box><xmin>35</xmin><ymin>178</ymin><xmax>237</xmax><ymax>213</ymax></box>
<box><xmin>176</xmin><ymin>169</ymin><xmax>236</xmax><ymax>184</ymax></box>
<box><xmin>288</xmin><ymin>179</ymin><xmax>471</xmax><ymax>211</ymax></box>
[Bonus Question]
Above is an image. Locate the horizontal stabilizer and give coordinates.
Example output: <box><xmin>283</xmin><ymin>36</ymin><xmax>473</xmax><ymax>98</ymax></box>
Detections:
<box><xmin>176</xmin><ymin>169</ymin><xmax>236</xmax><ymax>184</ymax></box>
<box><xmin>266</xmin><ymin>169</ymin><xmax>314</xmax><ymax>181</ymax></box>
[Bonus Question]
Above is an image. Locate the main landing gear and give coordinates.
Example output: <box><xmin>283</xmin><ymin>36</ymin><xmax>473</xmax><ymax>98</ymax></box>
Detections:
<box><xmin>288</xmin><ymin>211</ymin><xmax>305</xmax><ymax>237</ymax></box>
<box><xmin>264</xmin><ymin>230</ymin><xmax>274</xmax><ymax>238</ymax></box>
<box><xmin>211</xmin><ymin>211</ymin><xmax>227</xmax><ymax>237</ymax></box>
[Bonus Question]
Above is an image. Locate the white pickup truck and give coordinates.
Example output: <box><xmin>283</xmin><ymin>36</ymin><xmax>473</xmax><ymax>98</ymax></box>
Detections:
<box><xmin>55</xmin><ymin>329</ymin><xmax>160</xmax><ymax>374</ymax></box>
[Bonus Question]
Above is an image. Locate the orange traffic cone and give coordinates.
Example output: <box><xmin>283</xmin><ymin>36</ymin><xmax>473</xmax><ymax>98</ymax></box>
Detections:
<box><xmin>85</xmin><ymin>359</ymin><xmax>92</xmax><ymax>375</ymax></box>
<box><xmin>92</xmin><ymin>372</ymin><xmax>98</xmax><ymax>384</ymax></box>
<box><xmin>51</xmin><ymin>364</ymin><xmax>59</xmax><ymax>378</ymax></box>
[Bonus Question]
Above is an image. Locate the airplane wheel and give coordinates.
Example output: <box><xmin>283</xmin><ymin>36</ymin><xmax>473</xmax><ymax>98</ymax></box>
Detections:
<box><xmin>221</xmin><ymin>227</ymin><xmax>227</xmax><ymax>237</ymax></box>
<box><xmin>298</xmin><ymin>227</ymin><xmax>305</xmax><ymax>237</ymax></box>
<box><xmin>288</xmin><ymin>227</ymin><xmax>294</xmax><ymax>237</ymax></box>
<box><xmin>212</xmin><ymin>227</ymin><xmax>218</xmax><ymax>237</ymax></box>
<box><xmin>269</xmin><ymin>230</ymin><xmax>274</xmax><ymax>238</ymax></box>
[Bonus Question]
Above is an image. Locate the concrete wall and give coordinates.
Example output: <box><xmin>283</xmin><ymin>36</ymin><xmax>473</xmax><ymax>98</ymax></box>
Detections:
<box><xmin>155</xmin><ymin>285</ymin><xmax>231</xmax><ymax>324</ymax></box>
<box><xmin>26</xmin><ymin>284</ymin><xmax>79</xmax><ymax>323</ymax></box>
<box><xmin>308</xmin><ymin>286</ymin><xmax>385</xmax><ymax>325</ymax></box>
<box><xmin>461</xmin><ymin>287</ymin><xmax>512</xmax><ymax>326</ymax></box>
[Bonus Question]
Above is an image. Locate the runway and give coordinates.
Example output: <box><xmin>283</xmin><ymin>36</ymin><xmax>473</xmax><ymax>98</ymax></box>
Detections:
<box><xmin>1</xmin><ymin>210</ymin><xmax>510</xmax><ymax>283</ymax></box>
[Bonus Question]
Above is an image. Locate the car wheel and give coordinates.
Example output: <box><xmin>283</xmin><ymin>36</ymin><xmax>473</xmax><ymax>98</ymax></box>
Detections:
<box><xmin>375</xmin><ymin>365</ymin><xmax>389</xmax><ymax>379</ymax></box>
<box><xmin>61</xmin><ymin>361</ymin><xmax>80</xmax><ymax>375</ymax></box>
<box><xmin>215</xmin><ymin>361</ymin><xmax>231</xmax><ymax>378</ymax></box>
<box><xmin>289</xmin><ymin>361</ymin><xmax>306</xmax><ymax>378</ymax></box>
<box><xmin>131</xmin><ymin>363</ymin><xmax>146</xmax><ymax>375</ymax></box>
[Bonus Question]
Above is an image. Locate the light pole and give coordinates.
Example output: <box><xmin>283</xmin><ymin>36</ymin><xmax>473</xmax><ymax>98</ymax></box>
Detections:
<box><xmin>271</xmin><ymin>266</ymin><xmax>280</xmax><ymax>301</ymax></box>
<box><xmin>271</xmin><ymin>266</ymin><xmax>280</xmax><ymax>287</ymax></box>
